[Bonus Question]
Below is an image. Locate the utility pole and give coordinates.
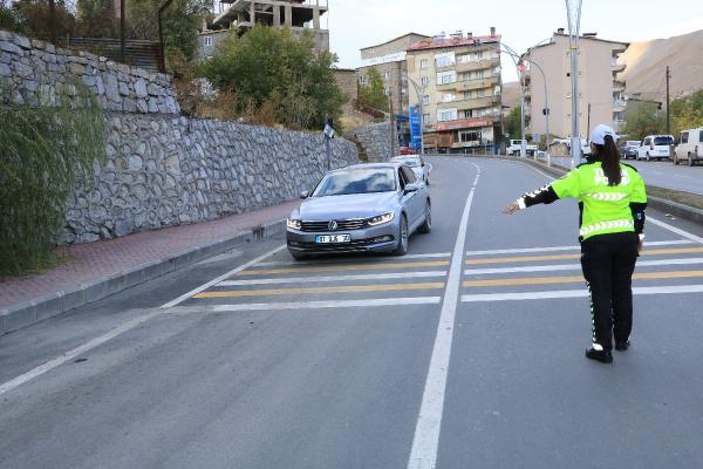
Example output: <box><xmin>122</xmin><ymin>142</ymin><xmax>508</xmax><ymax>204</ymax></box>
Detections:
<box><xmin>587</xmin><ymin>102</ymin><xmax>591</xmax><ymax>142</ymax></box>
<box><xmin>666</xmin><ymin>66</ymin><xmax>671</xmax><ymax>135</ymax></box>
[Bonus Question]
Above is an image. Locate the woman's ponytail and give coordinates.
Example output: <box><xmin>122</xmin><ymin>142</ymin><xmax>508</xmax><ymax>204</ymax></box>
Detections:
<box><xmin>598</xmin><ymin>135</ymin><xmax>621</xmax><ymax>186</ymax></box>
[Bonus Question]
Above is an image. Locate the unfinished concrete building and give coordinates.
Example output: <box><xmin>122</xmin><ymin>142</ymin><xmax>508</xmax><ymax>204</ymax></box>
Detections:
<box><xmin>199</xmin><ymin>1</ymin><xmax>329</xmax><ymax>59</ymax></box>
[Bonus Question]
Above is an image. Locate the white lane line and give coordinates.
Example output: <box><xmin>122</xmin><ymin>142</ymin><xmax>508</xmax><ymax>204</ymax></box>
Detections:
<box><xmin>647</xmin><ymin>216</ymin><xmax>703</xmax><ymax>244</ymax></box>
<box><xmin>166</xmin><ymin>297</ymin><xmax>442</xmax><ymax>313</ymax></box>
<box><xmin>465</xmin><ymin>257</ymin><xmax>703</xmax><ymax>276</ymax></box>
<box><xmin>0</xmin><ymin>308</ymin><xmax>163</xmax><ymax>397</ymax></box>
<box><xmin>218</xmin><ymin>271</ymin><xmax>447</xmax><ymax>286</ymax></box>
<box><xmin>255</xmin><ymin>252</ymin><xmax>452</xmax><ymax>267</ymax></box>
<box><xmin>0</xmin><ymin>245</ymin><xmax>289</xmax><ymax>396</ymax></box>
<box><xmin>408</xmin><ymin>164</ymin><xmax>479</xmax><ymax>469</ymax></box>
<box><xmin>160</xmin><ymin>244</ymin><xmax>287</xmax><ymax>308</ymax></box>
<box><xmin>461</xmin><ymin>284</ymin><xmax>703</xmax><ymax>303</ymax></box>
<box><xmin>466</xmin><ymin>239</ymin><xmax>692</xmax><ymax>256</ymax></box>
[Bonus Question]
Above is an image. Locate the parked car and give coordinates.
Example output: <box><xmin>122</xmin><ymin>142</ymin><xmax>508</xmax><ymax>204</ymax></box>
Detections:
<box><xmin>621</xmin><ymin>140</ymin><xmax>641</xmax><ymax>160</ymax></box>
<box><xmin>506</xmin><ymin>139</ymin><xmax>538</xmax><ymax>156</ymax></box>
<box><xmin>286</xmin><ymin>162</ymin><xmax>431</xmax><ymax>260</ymax></box>
<box><xmin>673</xmin><ymin>128</ymin><xmax>703</xmax><ymax>166</ymax></box>
<box><xmin>391</xmin><ymin>155</ymin><xmax>431</xmax><ymax>185</ymax></box>
<box><xmin>637</xmin><ymin>135</ymin><xmax>675</xmax><ymax>161</ymax></box>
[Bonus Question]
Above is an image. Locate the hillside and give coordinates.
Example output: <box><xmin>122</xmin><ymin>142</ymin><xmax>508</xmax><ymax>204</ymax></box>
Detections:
<box><xmin>620</xmin><ymin>29</ymin><xmax>703</xmax><ymax>101</ymax></box>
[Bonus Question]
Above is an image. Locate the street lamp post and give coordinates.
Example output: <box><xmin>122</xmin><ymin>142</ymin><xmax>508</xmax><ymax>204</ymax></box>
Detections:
<box><xmin>566</xmin><ymin>0</ymin><xmax>584</xmax><ymax>167</ymax></box>
<box><xmin>520</xmin><ymin>39</ymin><xmax>553</xmax><ymax>166</ymax></box>
<box><xmin>404</xmin><ymin>74</ymin><xmax>427</xmax><ymax>156</ymax></box>
<box><xmin>501</xmin><ymin>43</ymin><xmax>527</xmax><ymax>158</ymax></box>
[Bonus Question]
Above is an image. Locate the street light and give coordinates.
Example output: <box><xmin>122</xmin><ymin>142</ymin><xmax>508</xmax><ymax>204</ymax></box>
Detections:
<box><xmin>521</xmin><ymin>37</ymin><xmax>554</xmax><ymax>166</ymax></box>
<box><xmin>404</xmin><ymin>73</ymin><xmax>428</xmax><ymax>156</ymax></box>
<box><xmin>501</xmin><ymin>42</ymin><xmax>528</xmax><ymax>158</ymax></box>
<box><xmin>566</xmin><ymin>0</ymin><xmax>584</xmax><ymax>167</ymax></box>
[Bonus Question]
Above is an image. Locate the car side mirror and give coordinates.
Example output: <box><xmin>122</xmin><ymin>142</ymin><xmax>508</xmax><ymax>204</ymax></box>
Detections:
<box><xmin>299</xmin><ymin>190</ymin><xmax>309</xmax><ymax>199</ymax></box>
<box><xmin>404</xmin><ymin>182</ymin><xmax>420</xmax><ymax>194</ymax></box>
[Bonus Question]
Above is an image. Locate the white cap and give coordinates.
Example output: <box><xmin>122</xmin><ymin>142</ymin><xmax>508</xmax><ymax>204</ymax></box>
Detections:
<box><xmin>589</xmin><ymin>124</ymin><xmax>618</xmax><ymax>145</ymax></box>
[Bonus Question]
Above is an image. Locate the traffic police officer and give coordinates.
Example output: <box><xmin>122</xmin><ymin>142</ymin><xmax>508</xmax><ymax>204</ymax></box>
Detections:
<box><xmin>503</xmin><ymin>124</ymin><xmax>647</xmax><ymax>364</ymax></box>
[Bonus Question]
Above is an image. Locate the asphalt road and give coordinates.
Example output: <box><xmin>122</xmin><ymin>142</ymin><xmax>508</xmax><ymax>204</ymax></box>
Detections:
<box><xmin>2</xmin><ymin>156</ymin><xmax>703</xmax><ymax>468</ymax></box>
<box><xmin>547</xmin><ymin>155</ymin><xmax>703</xmax><ymax>195</ymax></box>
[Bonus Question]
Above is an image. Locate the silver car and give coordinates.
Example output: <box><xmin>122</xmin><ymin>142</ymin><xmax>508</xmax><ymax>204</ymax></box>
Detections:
<box><xmin>391</xmin><ymin>155</ymin><xmax>431</xmax><ymax>184</ymax></box>
<box><xmin>286</xmin><ymin>162</ymin><xmax>432</xmax><ymax>260</ymax></box>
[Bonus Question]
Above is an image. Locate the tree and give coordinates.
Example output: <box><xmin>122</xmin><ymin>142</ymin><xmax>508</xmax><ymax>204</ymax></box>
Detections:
<box><xmin>621</xmin><ymin>101</ymin><xmax>665</xmax><ymax>140</ymax></box>
<box><xmin>505</xmin><ymin>106</ymin><xmax>521</xmax><ymax>141</ymax></box>
<box><xmin>200</xmin><ymin>26</ymin><xmax>345</xmax><ymax>130</ymax></box>
<box><xmin>358</xmin><ymin>67</ymin><xmax>389</xmax><ymax>112</ymax></box>
<box><xmin>670</xmin><ymin>89</ymin><xmax>703</xmax><ymax>136</ymax></box>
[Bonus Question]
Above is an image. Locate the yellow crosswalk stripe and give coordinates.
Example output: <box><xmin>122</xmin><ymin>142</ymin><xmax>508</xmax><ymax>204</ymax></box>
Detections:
<box><xmin>238</xmin><ymin>260</ymin><xmax>450</xmax><ymax>276</ymax></box>
<box><xmin>463</xmin><ymin>270</ymin><xmax>703</xmax><ymax>287</ymax></box>
<box><xmin>465</xmin><ymin>247</ymin><xmax>703</xmax><ymax>265</ymax></box>
<box><xmin>193</xmin><ymin>282</ymin><xmax>446</xmax><ymax>298</ymax></box>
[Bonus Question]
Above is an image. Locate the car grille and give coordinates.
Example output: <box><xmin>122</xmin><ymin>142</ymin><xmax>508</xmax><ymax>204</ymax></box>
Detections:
<box><xmin>300</xmin><ymin>219</ymin><xmax>367</xmax><ymax>232</ymax></box>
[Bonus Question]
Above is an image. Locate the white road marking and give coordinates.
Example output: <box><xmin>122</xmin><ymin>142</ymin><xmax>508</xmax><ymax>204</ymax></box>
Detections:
<box><xmin>466</xmin><ymin>239</ymin><xmax>692</xmax><ymax>256</ymax></box>
<box><xmin>254</xmin><ymin>252</ymin><xmax>452</xmax><ymax>267</ymax></box>
<box><xmin>461</xmin><ymin>284</ymin><xmax>703</xmax><ymax>303</ymax></box>
<box><xmin>218</xmin><ymin>271</ymin><xmax>447</xmax><ymax>286</ymax></box>
<box><xmin>166</xmin><ymin>297</ymin><xmax>442</xmax><ymax>313</ymax></box>
<box><xmin>465</xmin><ymin>257</ymin><xmax>703</xmax><ymax>276</ymax></box>
<box><xmin>160</xmin><ymin>245</ymin><xmax>287</xmax><ymax>308</ymax></box>
<box><xmin>0</xmin><ymin>308</ymin><xmax>163</xmax><ymax>396</ymax></box>
<box><xmin>647</xmin><ymin>216</ymin><xmax>703</xmax><ymax>244</ymax></box>
<box><xmin>408</xmin><ymin>164</ymin><xmax>479</xmax><ymax>469</ymax></box>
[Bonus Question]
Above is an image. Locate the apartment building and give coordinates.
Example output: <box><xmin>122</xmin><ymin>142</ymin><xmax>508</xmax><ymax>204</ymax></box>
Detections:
<box><xmin>523</xmin><ymin>30</ymin><xmax>628</xmax><ymax>139</ymax></box>
<box><xmin>406</xmin><ymin>28</ymin><xmax>503</xmax><ymax>152</ymax></box>
<box><xmin>359</xmin><ymin>33</ymin><xmax>430</xmax><ymax>116</ymax></box>
<box><xmin>198</xmin><ymin>0</ymin><xmax>329</xmax><ymax>59</ymax></box>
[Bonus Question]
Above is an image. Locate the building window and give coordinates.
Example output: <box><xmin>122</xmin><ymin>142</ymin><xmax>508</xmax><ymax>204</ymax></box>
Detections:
<box><xmin>459</xmin><ymin>130</ymin><xmax>481</xmax><ymax>143</ymax></box>
<box><xmin>359</xmin><ymin>75</ymin><xmax>368</xmax><ymax>85</ymax></box>
<box><xmin>435</xmin><ymin>52</ymin><xmax>455</xmax><ymax>68</ymax></box>
<box><xmin>458</xmin><ymin>54</ymin><xmax>471</xmax><ymax>64</ymax></box>
<box><xmin>437</xmin><ymin>71</ymin><xmax>456</xmax><ymax>85</ymax></box>
<box><xmin>423</xmin><ymin>113</ymin><xmax>431</xmax><ymax>124</ymax></box>
<box><xmin>442</xmin><ymin>93</ymin><xmax>454</xmax><ymax>103</ymax></box>
<box><xmin>421</xmin><ymin>76</ymin><xmax>430</xmax><ymax>87</ymax></box>
<box><xmin>383</xmin><ymin>71</ymin><xmax>391</xmax><ymax>81</ymax></box>
<box><xmin>437</xmin><ymin>108</ymin><xmax>458</xmax><ymax>122</ymax></box>
<box><xmin>422</xmin><ymin>95</ymin><xmax>430</xmax><ymax>105</ymax></box>
<box><xmin>420</xmin><ymin>58</ymin><xmax>428</xmax><ymax>69</ymax></box>
<box><xmin>204</xmin><ymin>35</ymin><xmax>213</xmax><ymax>47</ymax></box>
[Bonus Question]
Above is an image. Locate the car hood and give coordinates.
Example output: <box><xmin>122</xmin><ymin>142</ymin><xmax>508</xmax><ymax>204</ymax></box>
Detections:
<box><xmin>295</xmin><ymin>192</ymin><xmax>399</xmax><ymax>220</ymax></box>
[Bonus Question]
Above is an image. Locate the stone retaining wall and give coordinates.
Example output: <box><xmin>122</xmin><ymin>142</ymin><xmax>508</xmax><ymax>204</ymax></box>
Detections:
<box><xmin>1</xmin><ymin>30</ymin><xmax>359</xmax><ymax>244</ymax></box>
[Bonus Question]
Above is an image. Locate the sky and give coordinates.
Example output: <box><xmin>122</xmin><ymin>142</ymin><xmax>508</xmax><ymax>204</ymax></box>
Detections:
<box><xmin>325</xmin><ymin>0</ymin><xmax>702</xmax><ymax>83</ymax></box>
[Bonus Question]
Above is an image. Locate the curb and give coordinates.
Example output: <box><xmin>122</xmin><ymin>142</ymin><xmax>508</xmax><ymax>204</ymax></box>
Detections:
<box><xmin>0</xmin><ymin>219</ymin><xmax>286</xmax><ymax>335</ymax></box>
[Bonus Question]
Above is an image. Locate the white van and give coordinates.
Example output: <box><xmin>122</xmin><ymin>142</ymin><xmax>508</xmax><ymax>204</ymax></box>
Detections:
<box><xmin>673</xmin><ymin>128</ymin><xmax>703</xmax><ymax>166</ymax></box>
<box><xmin>637</xmin><ymin>135</ymin><xmax>674</xmax><ymax>161</ymax></box>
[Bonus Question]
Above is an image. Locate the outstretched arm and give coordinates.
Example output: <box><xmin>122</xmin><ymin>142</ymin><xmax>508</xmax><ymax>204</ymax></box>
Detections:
<box><xmin>502</xmin><ymin>183</ymin><xmax>560</xmax><ymax>215</ymax></box>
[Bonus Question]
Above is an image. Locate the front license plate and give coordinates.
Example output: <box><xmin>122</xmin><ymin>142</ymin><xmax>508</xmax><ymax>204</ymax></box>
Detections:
<box><xmin>315</xmin><ymin>234</ymin><xmax>351</xmax><ymax>244</ymax></box>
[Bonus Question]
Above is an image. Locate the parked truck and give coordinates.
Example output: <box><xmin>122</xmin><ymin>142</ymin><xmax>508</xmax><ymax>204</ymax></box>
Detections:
<box><xmin>506</xmin><ymin>139</ymin><xmax>538</xmax><ymax>156</ymax></box>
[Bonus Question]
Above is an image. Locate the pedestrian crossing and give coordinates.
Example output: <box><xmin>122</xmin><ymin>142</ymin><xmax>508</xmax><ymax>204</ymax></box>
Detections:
<box><xmin>170</xmin><ymin>239</ymin><xmax>703</xmax><ymax>313</ymax></box>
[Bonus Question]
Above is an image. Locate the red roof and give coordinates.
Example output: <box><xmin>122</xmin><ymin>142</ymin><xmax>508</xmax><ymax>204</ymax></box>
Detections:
<box><xmin>408</xmin><ymin>34</ymin><xmax>501</xmax><ymax>51</ymax></box>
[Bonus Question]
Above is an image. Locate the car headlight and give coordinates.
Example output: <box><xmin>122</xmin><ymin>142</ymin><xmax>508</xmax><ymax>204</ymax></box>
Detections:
<box><xmin>286</xmin><ymin>218</ymin><xmax>302</xmax><ymax>230</ymax></box>
<box><xmin>367</xmin><ymin>212</ymin><xmax>395</xmax><ymax>226</ymax></box>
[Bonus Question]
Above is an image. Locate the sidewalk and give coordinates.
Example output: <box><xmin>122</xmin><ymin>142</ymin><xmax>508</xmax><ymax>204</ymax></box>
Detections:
<box><xmin>0</xmin><ymin>200</ymin><xmax>300</xmax><ymax>335</ymax></box>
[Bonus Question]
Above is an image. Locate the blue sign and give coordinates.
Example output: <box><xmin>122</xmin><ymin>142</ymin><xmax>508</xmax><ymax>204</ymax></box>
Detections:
<box><xmin>409</xmin><ymin>105</ymin><xmax>422</xmax><ymax>149</ymax></box>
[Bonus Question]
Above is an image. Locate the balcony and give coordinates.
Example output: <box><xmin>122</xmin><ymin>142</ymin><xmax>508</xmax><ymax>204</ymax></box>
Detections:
<box><xmin>455</xmin><ymin>76</ymin><xmax>499</xmax><ymax>92</ymax></box>
<box><xmin>611</xmin><ymin>61</ymin><xmax>626</xmax><ymax>73</ymax></box>
<box><xmin>436</xmin><ymin>80</ymin><xmax>457</xmax><ymax>91</ymax></box>
<box><xmin>612</xmin><ymin>99</ymin><xmax>627</xmax><ymax>111</ymax></box>
<box><xmin>613</xmin><ymin>80</ymin><xmax>626</xmax><ymax>92</ymax></box>
<box><xmin>455</xmin><ymin>58</ymin><xmax>499</xmax><ymax>73</ymax></box>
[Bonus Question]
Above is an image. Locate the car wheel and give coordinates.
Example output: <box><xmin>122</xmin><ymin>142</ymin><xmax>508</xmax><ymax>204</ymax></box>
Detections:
<box><xmin>418</xmin><ymin>201</ymin><xmax>432</xmax><ymax>234</ymax></box>
<box><xmin>394</xmin><ymin>214</ymin><xmax>409</xmax><ymax>255</ymax></box>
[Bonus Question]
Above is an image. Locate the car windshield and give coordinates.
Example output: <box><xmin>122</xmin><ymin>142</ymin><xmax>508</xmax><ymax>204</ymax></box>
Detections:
<box><xmin>392</xmin><ymin>156</ymin><xmax>421</xmax><ymax>167</ymax></box>
<box><xmin>654</xmin><ymin>136</ymin><xmax>673</xmax><ymax>145</ymax></box>
<box><xmin>312</xmin><ymin>168</ymin><xmax>397</xmax><ymax>196</ymax></box>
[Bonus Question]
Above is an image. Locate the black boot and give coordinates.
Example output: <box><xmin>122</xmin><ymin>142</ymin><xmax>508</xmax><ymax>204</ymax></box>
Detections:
<box><xmin>614</xmin><ymin>340</ymin><xmax>630</xmax><ymax>351</ymax></box>
<box><xmin>585</xmin><ymin>347</ymin><xmax>613</xmax><ymax>364</ymax></box>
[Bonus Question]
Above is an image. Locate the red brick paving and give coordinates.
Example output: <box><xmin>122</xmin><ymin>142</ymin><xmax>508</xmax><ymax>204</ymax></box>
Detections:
<box><xmin>0</xmin><ymin>200</ymin><xmax>300</xmax><ymax>310</ymax></box>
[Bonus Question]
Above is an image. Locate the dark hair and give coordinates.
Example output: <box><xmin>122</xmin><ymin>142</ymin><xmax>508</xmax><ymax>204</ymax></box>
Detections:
<box><xmin>592</xmin><ymin>135</ymin><xmax>621</xmax><ymax>185</ymax></box>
